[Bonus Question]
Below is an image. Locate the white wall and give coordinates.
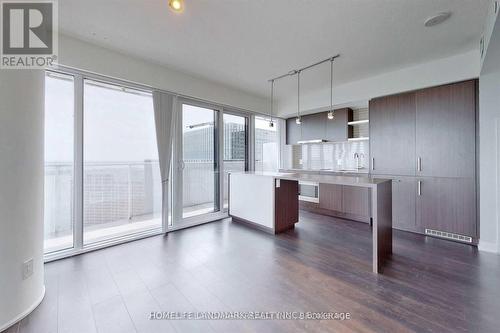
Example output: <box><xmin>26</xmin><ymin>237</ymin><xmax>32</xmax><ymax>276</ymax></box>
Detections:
<box><xmin>479</xmin><ymin>1</ymin><xmax>500</xmax><ymax>253</ymax></box>
<box><xmin>276</xmin><ymin>50</ymin><xmax>480</xmax><ymax>117</ymax></box>
<box><xmin>58</xmin><ymin>34</ymin><xmax>268</xmax><ymax>113</ymax></box>
<box><xmin>0</xmin><ymin>70</ymin><xmax>45</xmax><ymax>330</ymax></box>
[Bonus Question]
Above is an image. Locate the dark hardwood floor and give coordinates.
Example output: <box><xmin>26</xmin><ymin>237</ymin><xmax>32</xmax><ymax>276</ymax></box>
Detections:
<box><xmin>4</xmin><ymin>210</ymin><xmax>500</xmax><ymax>333</ymax></box>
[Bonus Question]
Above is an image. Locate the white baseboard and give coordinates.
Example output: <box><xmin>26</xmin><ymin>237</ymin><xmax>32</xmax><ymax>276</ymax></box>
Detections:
<box><xmin>478</xmin><ymin>240</ymin><xmax>500</xmax><ymax>253</ymax></box>
<box><xmin>0</xmin><ymin>285</ymin><xmax>46</xmax><ymax>332</ymax></box>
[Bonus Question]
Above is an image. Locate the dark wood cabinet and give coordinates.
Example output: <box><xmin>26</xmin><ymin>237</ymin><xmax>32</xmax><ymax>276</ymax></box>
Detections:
<box><xmin>316</xmin><ymin>183</ymin><xmax>370</xmax><ymax>223</ymax></box>
<box><xmin>391</xmin><ymin>177</ymin><xmax>417</xmax><ymax>232</ymax></box>
<box><xmin>342</xmin><ymin>186</ymin><xmax>370</xmax><ymax>219</ymax></box>
<box><xmin>325</xmin><ymin>108</ymin><xmax>352</xmax><ymax>142</ymax></box>
<box><xmin>370</xmin><ymin>92</ymin><xmax>416</xmax><ymax>176</ymax></box>
<box><xmin>415</xmin><ymin>80</ymin><xmax>476</xmax><ymax>178</ymax></box>
<box><xmin>301</xmin><ymin>113</ymin><xmax>326</xmax><ymax>141</ymax></box>
<box><xmin>372</xmin><ymin>175</ymin><xmax>417</xmax><ymax>233</ymax></box>
<box><xmin>369</xmin><ymin>80</ymin><xmax>477</xmax><ymax>242</ymax></box>
<box><xmin>286</xmin><ymin>109</ymin><xmax>351</xmax><ymax>144</ymax></box>
<box><xmin>416</xmin><ymin>177</ymin><xmax>476</xmax><ymax>238</ymax></box>
<box><xmin>275</xmin><ymin>179</ymin><xmax>299</xmax><ymax>233</ymax></box>
<box><xmin>286</xmin><ymin>118</ymin><xmax>301</xmax><ymax>145</ymax></box>
<box><xmin>319</xmin><ymin>184</ymin><xmax>343</xmax><ymax>212</ymax></box>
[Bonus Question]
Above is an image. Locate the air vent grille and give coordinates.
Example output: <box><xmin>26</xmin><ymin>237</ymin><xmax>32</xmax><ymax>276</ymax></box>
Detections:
<box><xmin>425</xmin><ymin>229</ymin><xmax>472</xmax><ymax>243</ymax></box>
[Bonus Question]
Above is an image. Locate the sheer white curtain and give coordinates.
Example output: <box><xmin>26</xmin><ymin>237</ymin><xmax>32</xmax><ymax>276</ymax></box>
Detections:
<box><xmin>153</xmin><ymin>91</ymin><xmax>177</xmax><ymax>231</ymax></box>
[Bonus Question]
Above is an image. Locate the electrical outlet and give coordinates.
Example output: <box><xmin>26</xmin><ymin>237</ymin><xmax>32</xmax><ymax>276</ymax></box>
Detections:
<box><xmin>23</xmin><ymin>258</ymin><xmax>33</xmax><ymax>280</ymax></box>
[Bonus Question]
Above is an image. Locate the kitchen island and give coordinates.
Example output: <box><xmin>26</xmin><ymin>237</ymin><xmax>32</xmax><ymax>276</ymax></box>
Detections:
<box><xmin>228</xmin><ymin>171</ymin><xmax>393</xmax><ymax>273</ymax></box>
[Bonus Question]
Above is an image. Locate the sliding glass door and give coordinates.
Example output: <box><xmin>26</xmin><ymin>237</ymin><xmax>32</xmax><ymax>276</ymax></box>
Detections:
<box><xmin>83</xmin><ymin>79</ymin><xmax>162</xmax><ymax>245</ymax></box>
<box><xmin>174</xmin><ymin>102</ymin><xmax>221</xmax><ymax>223</ymax></box>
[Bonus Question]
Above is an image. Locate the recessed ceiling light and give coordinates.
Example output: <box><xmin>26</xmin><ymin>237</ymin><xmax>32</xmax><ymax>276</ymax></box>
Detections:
<box><xmin>424</xmin><ymin>12</ymin><xmax>452</xmax><ymax>27</ymax></box>
<box><xmin>169</xmin><ymin>0</ymin><xmax>184</xmax><ymax>13</ymax></box>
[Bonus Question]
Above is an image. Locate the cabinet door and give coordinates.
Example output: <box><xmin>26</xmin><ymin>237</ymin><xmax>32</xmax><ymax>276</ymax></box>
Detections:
<box><xmin>342</xmin><ymin>186</ymin><xmax>370</xmax><ymax>218</ymax></box>
<box><xmin>391</xmin><ymin>177</ymin><xmax>417</xmax><ymax>232</ymax></box>
<box><xmin>369</xmin><ymin>93</ymin><xmax>416</xmax><ymax>176</ymax></box>
<box><xmin>275</xmin><ymin>179</ymin><xmax>299</xmax><ymax>232</ymax></box>
<box><xmin>415</xmin><ymin>80</ymin><xmax>476</xmax><ymax>178</ymax></box>
<box><xmin>325</xmin><ymin>108</ymin><xmax>351</xmax><ymax>142</ymax></box>
<box><xmin>416</xmin><ymin>177</ymin><xmax>476</xmax><ymax>238</ymax></box>
<box><xmin>319</xmin><ymin>184</ymin><xmax>343</xmax><ymax>212</ymax></box>
<box><xmin>286</xmin><ymin>118</ymin><xmax>301</xmax><ymax>145</ymax></box>
<box><xmin>301</xmin><ymin>113</ymin><xmax>326</xmax><ymax>141</ymax></box>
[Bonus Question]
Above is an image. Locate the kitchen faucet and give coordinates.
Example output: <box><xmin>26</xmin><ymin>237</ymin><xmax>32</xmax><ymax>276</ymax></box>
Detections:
<box><xmin>354</xmin><ymin>153</ymin><xmax>365</xmax><ymax>169</ymax></box>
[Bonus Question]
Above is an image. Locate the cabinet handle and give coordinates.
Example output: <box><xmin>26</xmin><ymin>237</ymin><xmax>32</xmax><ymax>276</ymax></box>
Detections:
<box><xmin>417</xmin><ymin>157</ymin><xmax>422</xmax><ymax>172</ymax></box>
<box><xmin>417</xmin><ymin>180</ymin><xmax>422</xmax><ymax>196</ymax></box>
<box><xmin>372</xmin><ymin>158</ymin><xmax>375</xmax><ymax>170</ymax></box>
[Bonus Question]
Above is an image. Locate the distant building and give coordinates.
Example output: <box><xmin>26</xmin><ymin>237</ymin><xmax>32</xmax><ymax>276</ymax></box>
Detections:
<box><xmin>183</xmin><ymin>121</ymin><xmax>276</xmax><ymax>162</ymax></box>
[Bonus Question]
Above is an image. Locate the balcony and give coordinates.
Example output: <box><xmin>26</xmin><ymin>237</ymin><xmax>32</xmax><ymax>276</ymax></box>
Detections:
<box><xmin>44</xmin><ymin>160</ymin><xmax>247</xmax><ymax>253</ymax></box>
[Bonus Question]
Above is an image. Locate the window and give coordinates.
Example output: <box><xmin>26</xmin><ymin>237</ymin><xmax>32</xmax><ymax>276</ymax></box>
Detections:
<box><xmin>44</xmin><ymin>72</ymin><xmax>75</xmax><ymax>253</ymax></box>
<box><xmin>83</xmin><ymin>80</ymin><xmax>162</xmax><ymax>245</ymax></box>
<box><xmin>223</xmin><ymin>114</ymin><xmax>248</xmax><ymax>208</ymax></box>
<box><xmin>254</xmin><ymin>116</ymin><xmax>279</xmax><ymax>172</ymax></box>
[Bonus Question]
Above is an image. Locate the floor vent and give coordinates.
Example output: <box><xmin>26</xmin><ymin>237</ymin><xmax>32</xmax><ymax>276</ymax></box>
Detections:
<box><xmin>425</xmin><ymin>229</ymin><xmax>472</xmax><ymax>243</ymax></box>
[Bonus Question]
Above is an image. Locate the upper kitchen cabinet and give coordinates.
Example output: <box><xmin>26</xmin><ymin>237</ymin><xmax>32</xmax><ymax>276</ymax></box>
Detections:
<box><xmin>369</xmin><ymin>92</ymin><xmax>416</xmax><ymax>176</ymax></box>
<box><xmin>301</xmin><ymin>112</ymin><xmax>326</xmax><ymax>141</ymax></box>
<box><xmin>286</xmin><ymin>118</ymin><xmax>301</xmax><ymax>145</ymax></box>
<box><xmin>325</xmin><ymin>108</ymin><xmax>353</xmax><ymax>142</ymax></box>
<box><xmin>415</xmin><ymin>80</ymin><xmax>477</xmax><ymax>178</ymax></box>
<box><xmin>286</xmin><ymin>109</ymin><xmax>352</xmax><ymax>144</ymax></box>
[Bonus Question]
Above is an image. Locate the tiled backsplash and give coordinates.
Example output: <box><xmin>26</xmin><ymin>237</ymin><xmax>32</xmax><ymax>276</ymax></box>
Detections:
<box><xmin>283</xmin><ymin>140</ymin><xmax>369</xmax><ymax>171</ymax></box>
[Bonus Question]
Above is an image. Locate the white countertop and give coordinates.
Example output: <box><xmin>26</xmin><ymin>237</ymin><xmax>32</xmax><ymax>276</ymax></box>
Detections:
<box><xmin>230</xmin><ymin>171</ymin><xmax>390</xmax><ymax>188</ymax></box>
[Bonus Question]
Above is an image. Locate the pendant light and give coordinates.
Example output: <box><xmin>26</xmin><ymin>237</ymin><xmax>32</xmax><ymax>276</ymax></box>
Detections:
<box><xmin>269</xmin><ymin>79</ymin><xmax>275</xmax><ymax>128</ymax></box>
<box><xmin>327</xmin><ymin>58</ymin><xmax>335</xmax><ymax>120</ymax></box>
<box><xmin>296</xmin><ymin>70</ymin><xmax>302</xmax><ymax>125</ymax></box>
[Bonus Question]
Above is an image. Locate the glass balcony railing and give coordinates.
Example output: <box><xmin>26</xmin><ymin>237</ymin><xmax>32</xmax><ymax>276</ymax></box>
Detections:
<box><xmin>44</xmin><ymin>160</ymin><xmax>248</xmax><ymax>253</ymax></box>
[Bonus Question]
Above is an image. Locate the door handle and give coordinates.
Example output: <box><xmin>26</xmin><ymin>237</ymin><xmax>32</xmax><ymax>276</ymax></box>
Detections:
<box><xmin>417</xmin><ymin>157</ymin><xmax>422</xmax><ymax>172</ymax></box>
<box><xmin>417</xmin><ymin>180</ymin><xmax>422</xmax><ymax>196</ymax></box>
<box><xmin>372</xmin><ymin>157</ymin><xmax>375</xmax><ymax>170</ymax></box>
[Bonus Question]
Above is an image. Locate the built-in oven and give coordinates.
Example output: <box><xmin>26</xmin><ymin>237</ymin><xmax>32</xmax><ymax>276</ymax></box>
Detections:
<box><xmin>298</xmin><ymin>181</ymin><xmax>319</xmax><ymax>203</ymax></box>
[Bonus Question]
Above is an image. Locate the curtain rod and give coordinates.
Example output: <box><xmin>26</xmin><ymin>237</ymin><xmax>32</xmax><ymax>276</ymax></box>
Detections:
<box><xmin>268</xmin><ymin>54</ymin><xmax>340</xmax><ymax>82</ymax></box>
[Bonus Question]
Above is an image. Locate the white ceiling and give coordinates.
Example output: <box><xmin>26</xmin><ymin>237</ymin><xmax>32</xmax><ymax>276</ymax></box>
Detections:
<box><xmin>59</xmin><ymin>0</ymin><xmax>488</xmax><ymax>102</ymax></box>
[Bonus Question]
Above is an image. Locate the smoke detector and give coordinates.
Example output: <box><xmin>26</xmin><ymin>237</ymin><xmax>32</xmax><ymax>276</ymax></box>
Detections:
<box><xmin>424</xmin><ymin>12</ymin><xmax>452</xmax><ymax>27</ymax></box>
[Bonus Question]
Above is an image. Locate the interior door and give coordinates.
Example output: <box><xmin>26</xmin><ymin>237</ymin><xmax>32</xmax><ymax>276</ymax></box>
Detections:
<box><xmin>173</xmin><ymin>101</ymin><xmax>221</xmax><ymax>225</ymax></box>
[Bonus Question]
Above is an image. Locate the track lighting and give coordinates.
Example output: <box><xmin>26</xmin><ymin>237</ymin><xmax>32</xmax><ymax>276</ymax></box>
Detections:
<box><xmin>327</xmin><ymin>58</ymin><xmax>334</xmax><ymax>120</ymax></box>
<box><xmin>269</xmin><ymin>80</ymin><xmax>275</xmax><ymax>128</ymax></box>
<box><xmin>296</xmin><ymin>71</ymin><xmax>301</xmax><ymax>125</ymax></box>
